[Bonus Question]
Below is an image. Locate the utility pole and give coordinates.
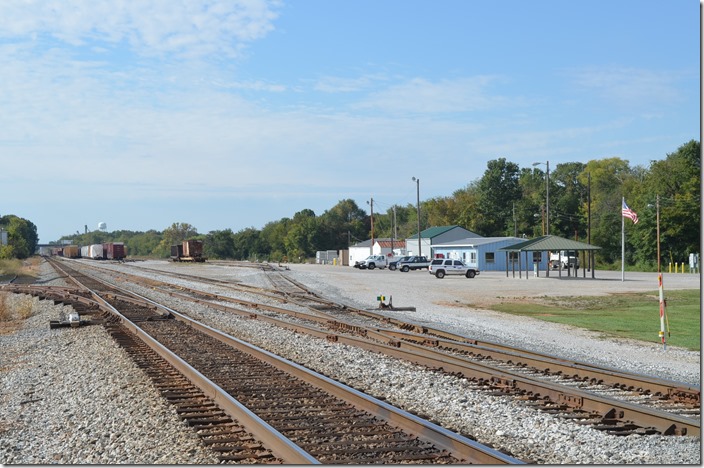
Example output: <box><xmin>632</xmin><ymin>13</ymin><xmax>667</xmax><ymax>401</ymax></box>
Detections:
<box><xmin>412</xmin><ymin>177</ymin><xmax>421</xmax><ymax>256</ymax></box>
<box><xmin>656</xmin><ymin>194</ymin><xmax>661</xmax><ymax>273</ymax></box>
<box><xmin>546</xmin><ymin>161</ymin><xmax>549</xmax><ymax>235</ymax></box>
<box><xmin>532</xmin><ymin>161</ymin><xmax>550</xmax><ymax>235</ymax></box>
<box><xmin>367</xmin><ymin>198</ymin><xmax>374</xmax><ymax>255</ymax></box>
<box><xmin>391</xmin><ymin>206</ymin><xmax>396</xmax><ymax>256</ymax></box>
<box><xmin>588</xmin><ymin>173</ymin><xmax>592</xmax><ymax>276</ymax></box>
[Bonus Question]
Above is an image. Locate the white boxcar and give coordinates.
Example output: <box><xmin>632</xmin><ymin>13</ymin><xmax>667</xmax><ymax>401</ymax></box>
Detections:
<box><xmin>88</xmin><ymin>244</ymin><xmax>104</xmax><ymax>259</ymax></box>
<box><xmin>81</xmin><ymin>245</ymin><xmax>90</xmax><ymax>258</ymax></box>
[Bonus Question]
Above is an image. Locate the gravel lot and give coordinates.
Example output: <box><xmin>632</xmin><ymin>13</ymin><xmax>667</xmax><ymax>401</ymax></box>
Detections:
<box><xmin>0</xmin><ymin>260</ymin><xmax>700</xmax><ymax>464</ymax></box>
<box><xmin>283</xmin><ymin>264</ymin><xmax>701</xmax><ymax>385</ymax></box>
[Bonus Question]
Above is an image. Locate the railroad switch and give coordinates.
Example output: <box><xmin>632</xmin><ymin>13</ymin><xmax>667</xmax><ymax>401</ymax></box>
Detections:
<box><xmin>377</xmin><ymin>294</ymin><xmax>392</xmax><ymax>308</ymax></box>
<box><xmin>49</xmin><ymin>311</ymin><xmax>101</xmax><ymax>329</ymax></box>
<box><xmin>376</xmin><ymin>294</ymin><xmax>416</xmax><ymax>311</ymax></box>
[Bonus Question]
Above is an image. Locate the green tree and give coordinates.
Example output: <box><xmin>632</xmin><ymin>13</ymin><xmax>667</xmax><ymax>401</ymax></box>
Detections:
<box><xmin>578</xmin><ymin>157</ymin><xmax>637</xmax><ymax>265</ymax></box>
<box><xmin>284</xmin><ymin>209</ymin><xmax>321</xmax><ymax>260</ymax></box>
<box><xmin>153</xmin><ymin>222</ymin><xmax>199</xmax><ymax>258</ymax></box>
<box><xmin>632</xmin><ymin>140</ymin><xmax>701</xmax><ymax>267</ymax></box>
<box><xmin>0</xmin><ymin>215</ymin><xmax>38</xmax><ymax>259</ymax></box>
<box><xmin>260</xmin><ymin>219</ymin><xmax>289</xmax><ymax>261</ymax></box>
<box><xmin>318</xmin><ymin>199</ymin><xmax>368</xmax><ymax>249</ymax></box>
<box><xmin>515</xmin><ymin>168</ymin><xmax>547</xmax><ymax>237</ymax></box>
<box><xmin>549</xmin><ymin>162</ymin><xmax>587</xmax><ymax>240</ymax></box>
<box><xmin>125</xmin><ymin>230</ymin><xmax>162</xmax><ymax>257</ymax></box>
<box><xmin>387</xmin><ymin>204</ymin><xmax>418</xmax><ymax>240</ymax></box>
<box><xmin>205</xmin><ymin>229</ymin><xmax>236</xmax><ymax>260</ymax></box>
<box><xmin>451</xmin><ymin>183</ymin><xmax>481</xmax><ymax>232</ymax></box>
<box><xmin>232</xmin><ymin>227</ymin><xmax>264</xmax><ymax>260</ymax></box>
<box><xmin>476</xmin><ymin>158</ymin><xmax>521</xmax><ymax>236</ymax></box>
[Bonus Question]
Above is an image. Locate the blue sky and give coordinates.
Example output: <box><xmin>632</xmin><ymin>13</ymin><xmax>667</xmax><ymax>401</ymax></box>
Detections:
<box><xmin>0</xmin><ymin>0</ymin><xmax>698</xmax><ymax>244</ymax></box>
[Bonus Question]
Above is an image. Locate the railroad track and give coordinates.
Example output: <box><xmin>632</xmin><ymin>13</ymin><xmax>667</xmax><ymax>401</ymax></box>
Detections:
<box><xmin>33</xmin><ymin>257</ymin><xmax>700</xmax><ymax>438</ymax></box>
<box><xmin>8</xmin><ymin>259</ymin><xmax>699</xmax><ymax>448</ymax></box>
<box><xmin>20</xmin><ymin>256</ymin><xmax>520</xmax><ymax>464</ymax></box>
<box><xmin>109</xmin><ymin>263</ymin><xmax>702</xmax><ymax>428</ymax></box>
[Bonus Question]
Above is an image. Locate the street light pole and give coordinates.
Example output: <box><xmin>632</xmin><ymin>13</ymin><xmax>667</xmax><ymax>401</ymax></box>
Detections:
<box><xmin>412</xmin><ymin>177</ymin><xmax>421</xmax><ymax>256</ymax></box>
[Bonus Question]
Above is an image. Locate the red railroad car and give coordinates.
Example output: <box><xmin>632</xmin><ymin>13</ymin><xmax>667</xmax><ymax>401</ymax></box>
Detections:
<box><xmin>104</xmin><ymin>242</ymin><xmax>126</xmax><ymax>260</ymax></box>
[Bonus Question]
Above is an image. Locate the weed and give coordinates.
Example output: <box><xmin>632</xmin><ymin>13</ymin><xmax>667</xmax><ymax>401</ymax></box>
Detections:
<box><xmin>0</xmin><ymin>292</ymin><xmax>36</xmax><ymax>322</ymax></box>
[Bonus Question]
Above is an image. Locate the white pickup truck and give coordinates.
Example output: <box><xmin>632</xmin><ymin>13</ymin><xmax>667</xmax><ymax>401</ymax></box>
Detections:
<box><xmin>353</xmin><ymin>255</ymin><xmax>388</xmax><ymax>270</ymax></box>
<box><xmin>550</xmin><ymin>250</ymin><xmax>580</xmax><ymax>269</ymax></box>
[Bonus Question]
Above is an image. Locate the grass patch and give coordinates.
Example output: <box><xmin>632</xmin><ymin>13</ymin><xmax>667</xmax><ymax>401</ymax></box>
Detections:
<box><xmin>488</xmin><ymin>290</ymin><xmax>700</xmax><ymax>351</ymax></box>
<box><xmin>0</xmin><ymin>292</ymin><xmax>36</xmax><ymax>334</ymax></box>
<box><xmin>0</xmin><ymin>258</ymin><xmax>40</xmax><ymax>282</ymax></box>
<box><xmin>0</xmin><ymin>258</ymin><xmax>24</xmax><ymax>277</ymax></box>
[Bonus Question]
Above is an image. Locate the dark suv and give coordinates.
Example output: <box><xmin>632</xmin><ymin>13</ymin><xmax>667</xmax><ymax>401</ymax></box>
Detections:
<box><xmin>388</xmin><ymin>256</ymin><xmax>411</xmax><ymax>271</ymax></box>
<box><xmin>398</xmin><ymin>256</ymin><xmax>431</xmax><ymax>272</ymax></box>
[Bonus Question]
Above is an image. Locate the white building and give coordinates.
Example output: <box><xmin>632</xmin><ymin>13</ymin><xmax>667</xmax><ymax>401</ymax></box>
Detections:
<box><xmin>348</xmin><ymin>238</ymin><xmax>407</xmax><ymax>266</ymax></box>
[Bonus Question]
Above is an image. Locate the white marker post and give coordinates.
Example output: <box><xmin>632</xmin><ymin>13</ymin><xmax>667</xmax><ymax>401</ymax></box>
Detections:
<box><xmin>658</xmin><ymin>273</ymin><xmax>667</xmax><ymax>350</ymax></box>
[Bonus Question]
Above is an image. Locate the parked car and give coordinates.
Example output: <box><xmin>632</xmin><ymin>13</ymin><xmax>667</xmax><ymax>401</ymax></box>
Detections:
<box><xmin>428</xmin><ymin>258</ymin><xmax>479</xmax><ymax>279</ymax></box>
<box><xmin>388</xmin><ymin>256</ymin><xmax>411</xmax><ymax>271</ymax></box>
<box><xmin>398</xmin><ymin>256</ymin><xmax>431</xmax><ymax>272</ymax></box>
<box><xmin>353</xmin><ymin>255</ymin><xmax>389</xmax><ymax>270</ymax></box>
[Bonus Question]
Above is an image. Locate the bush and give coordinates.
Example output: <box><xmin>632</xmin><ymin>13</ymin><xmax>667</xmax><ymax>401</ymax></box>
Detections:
<box><xmin>0</xmin><ymin>292</ymin><xmax>36</xmax><ymax>322</ymax></box>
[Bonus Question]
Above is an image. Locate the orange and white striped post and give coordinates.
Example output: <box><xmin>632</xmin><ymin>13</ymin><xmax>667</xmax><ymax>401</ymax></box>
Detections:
<box><xmin>658</xmin><ymin>273</ymin><xmax>668</xmax><ymax>350</ymax></box>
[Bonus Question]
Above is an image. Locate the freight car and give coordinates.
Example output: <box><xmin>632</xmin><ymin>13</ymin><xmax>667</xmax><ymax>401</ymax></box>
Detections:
<box><xmin>170</xmin><ymin>239</ymin><xmax>206</xmax><ymax>262</ymax></box>
<box><xmin>103</xmin><ymin>242</ymin><xmax>126</xmax><ymax>260</ymax></box>
<box><xmin>63</xmin><ymin>245</ymin><xmax>80</xmax><ymax>259</ymax></box>
<box><xmin>85</xmin><ymin>244</ymin><xmax>104</xmax><ymax>260</ymax></box>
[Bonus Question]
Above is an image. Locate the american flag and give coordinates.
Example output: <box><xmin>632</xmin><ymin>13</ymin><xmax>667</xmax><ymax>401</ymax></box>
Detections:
<box><xmin>622</xmin><ymin>199</ymin><xmax>639</xmax><ymax>224</ymax></box>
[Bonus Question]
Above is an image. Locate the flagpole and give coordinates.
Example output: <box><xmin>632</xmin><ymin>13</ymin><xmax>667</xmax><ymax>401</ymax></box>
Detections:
<box><xmin>621</xmin><ymin>196</ymin><xmax>625</xmax><ymax>281</ymax></box>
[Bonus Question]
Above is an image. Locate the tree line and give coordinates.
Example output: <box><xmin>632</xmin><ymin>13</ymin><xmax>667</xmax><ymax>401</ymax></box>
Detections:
<box><xmin>2</xmin><ymin>140</ymin><xmax>699</xmax><ymax>270</ymax></box>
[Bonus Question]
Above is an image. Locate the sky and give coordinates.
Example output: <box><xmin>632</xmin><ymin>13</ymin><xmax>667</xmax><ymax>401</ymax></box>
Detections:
<box><xmin>0</xmin><ymin>1</ymin><xmax>699</xmax><ymax>244</ymax></box>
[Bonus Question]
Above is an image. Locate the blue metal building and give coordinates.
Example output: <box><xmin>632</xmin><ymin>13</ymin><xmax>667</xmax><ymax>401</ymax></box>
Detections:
<box><xmin>430</xmin><ymin>236</ymin><xmax>550</xmax><ymax>272</ymax></box>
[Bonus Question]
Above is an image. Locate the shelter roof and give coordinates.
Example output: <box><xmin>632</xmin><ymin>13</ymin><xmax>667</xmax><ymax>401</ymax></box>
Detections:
<box><xmin>498</xmin><ymin>235</ymin><xmax>601</xmax><ymax>252</ymax></box>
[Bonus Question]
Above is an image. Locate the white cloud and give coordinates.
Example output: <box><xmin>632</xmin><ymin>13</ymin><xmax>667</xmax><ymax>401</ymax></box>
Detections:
<box><xmin>313</xmin><ymin>74</ymin><xmax>388</xmax><ymax>93</ymax></box>
<box><xmin>567</xmin><ymin>66</ymin><xmax>684</xmax><ymax>107</ymax></box>
<box><xmin>0</xmin><ymin>0</ymin><xmax>282</xmax><ymax>58</ymax></box>
<box><xmin>353</xmin><ymin>76</ymin><xmax>514</xmax><ymax>114</ymax></box>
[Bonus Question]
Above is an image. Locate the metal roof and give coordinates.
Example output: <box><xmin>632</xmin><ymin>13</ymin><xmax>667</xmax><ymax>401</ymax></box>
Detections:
<box><xmin>498</xmin><ymin>235</ymin><xmax>602</xmax><ymax>252</ymax></box>
<box><xmin>433</xmin><ymin>236</ymin><xmax>525</xmax><ymax>248</ymax></box>
<box><xmin>416</xmin><ymin>225</ymin><xmax>481</xmax><ymax>239</ymax></box>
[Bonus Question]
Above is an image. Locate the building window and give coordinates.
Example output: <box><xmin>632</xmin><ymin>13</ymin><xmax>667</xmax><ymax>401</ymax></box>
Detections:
<box><xmin>485</xmin><ymin>252</ymin><xmax>495</xmax><ymax>263</ymax></box>
<box><xmin>509</xmin><ymin>252</ymin><xmax>518</xmax><ymax>262</ymax></box>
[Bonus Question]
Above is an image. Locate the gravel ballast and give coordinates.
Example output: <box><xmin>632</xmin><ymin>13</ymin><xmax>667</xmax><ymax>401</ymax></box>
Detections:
<box><xmin>0</xmin><ymin>260</ymin><xmax>700</xmax><ymax>464</ymax></box>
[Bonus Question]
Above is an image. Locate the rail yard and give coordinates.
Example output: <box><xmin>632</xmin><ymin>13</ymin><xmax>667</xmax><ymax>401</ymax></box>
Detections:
<box><xmin>0</xmin><ymin>257</ymin><xmax>700</xmax><ymax>464</ymax></box>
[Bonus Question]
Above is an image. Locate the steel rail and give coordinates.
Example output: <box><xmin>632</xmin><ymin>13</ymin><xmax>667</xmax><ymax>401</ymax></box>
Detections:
<box><xmin>374</xmin><ymin>329</ymin><xmax>700</xmax><ymax>403</ymax></box>
<box><xmin>45</xmin><ymin>259</ymin><xmax>700</xmax><ymax>437</ymax></box>
<box><xmin>138</xmin><ymin>279</ymin><xmax>700</xmax><ymax>409</ymax></box>
<box><xmin>48</xmin><ymin>258</ymin><xmax>522</xmax><ymax>464</ymax></box>
<box><xmin>128</xmin><ymin>292</ymin><xmax>523</xmax><ymax>465</ymax></box>
<box><xmin>132</xmin><ymin>282</ymin><xmax>699</xmax><ymax>436</ymax></box>
<box><xmin>41</xmin><ymin>258</ymin><xmax>320</xmax><ymax>463</ymax></box>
